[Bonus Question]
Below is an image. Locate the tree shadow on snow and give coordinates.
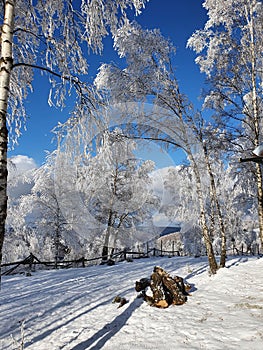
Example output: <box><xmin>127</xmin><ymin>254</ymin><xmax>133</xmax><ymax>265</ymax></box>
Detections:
<box><xmin>70</xmin><ymin>297</ymin><xmax>143</xmax><ymax>350</ymax></box>
<box><xmin>24</xmin><ymin>297</ymin><xmax>113</xmax><ymax>348</ymax></box>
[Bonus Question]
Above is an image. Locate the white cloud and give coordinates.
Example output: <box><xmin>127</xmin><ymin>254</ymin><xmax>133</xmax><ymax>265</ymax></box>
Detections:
<box><xmin>9</xmin><ymin>155</ymin><xmax>37</xmax><ymax>174</ymax></box>
<box><xmin>8</xmin><ymin>155</ymin><xmax>38</xmax><ymax>199</ymax></box>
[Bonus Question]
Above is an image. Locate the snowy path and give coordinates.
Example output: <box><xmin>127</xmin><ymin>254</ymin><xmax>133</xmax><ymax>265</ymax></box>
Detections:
<box><xmin>0</xmin><ymin>256</ymin><xmax>262</xmax><ymax>349</ymax></box>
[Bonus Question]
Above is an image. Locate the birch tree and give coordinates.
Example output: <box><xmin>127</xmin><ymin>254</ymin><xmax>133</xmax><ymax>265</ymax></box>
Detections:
<box><xmin>0</xmin><ymin>0</ymin><xmax>149</xmax><ymax>278</ymax></box>
<box><xmin>188</xmin><ymin>114</ymin><xmax>229</xmax><ymax>267</ymax></box>
<box><xmin>94</xmin><ymin>22</ymin><xmax>221</xmax><ymax>273</ymax></box>
<box><xmin>187</xmin><ymin>0</ymin><xmax>263</xmax><ymax>251</ymax></box>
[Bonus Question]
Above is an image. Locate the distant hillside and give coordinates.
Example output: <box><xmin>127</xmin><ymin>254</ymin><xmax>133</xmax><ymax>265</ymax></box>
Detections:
<box><xmin>160</xmin><ymin>226</ymin><xmax>181</xmax><ymax>237</ymax></box>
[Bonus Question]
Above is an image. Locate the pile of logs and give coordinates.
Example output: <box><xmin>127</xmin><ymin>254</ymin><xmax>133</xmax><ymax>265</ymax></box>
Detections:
<box><xmin>135</xmin><ymin>266</ymin><xmax>191</xmax><ymax>308</ymax></box>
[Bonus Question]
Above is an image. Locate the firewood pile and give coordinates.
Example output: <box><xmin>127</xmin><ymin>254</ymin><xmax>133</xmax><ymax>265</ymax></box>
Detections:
<box><xmin>135</xmin><ymin>266</ymin><xmax>191</xmax><ymax>308</ymax></box>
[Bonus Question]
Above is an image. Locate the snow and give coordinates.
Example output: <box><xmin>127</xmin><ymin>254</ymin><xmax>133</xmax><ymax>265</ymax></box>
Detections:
<box><xmin>1</xmin><ymin>256</ymin><xmax>262</xmax><ymax>350</ymax></box>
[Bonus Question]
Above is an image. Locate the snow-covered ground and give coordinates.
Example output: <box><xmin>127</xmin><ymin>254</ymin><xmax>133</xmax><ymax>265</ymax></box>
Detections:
<box><xmin>1</xmin><ymin>255</ymin><xmax>262</xmax><ymax>350</ymax></box>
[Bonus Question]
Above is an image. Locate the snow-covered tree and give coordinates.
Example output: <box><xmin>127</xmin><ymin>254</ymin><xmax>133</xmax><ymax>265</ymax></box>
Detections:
<box><xmin>94</xmin><ymin>22</ymin><xmax>221</xmax><ymax>273</ymax></box>
<box><xmin>9</xmin><ymin>152</ymin><xmax>104</xmax><ymax>263</ymax></box>
<box><xmin>0</xmin><ymin>0</ymin><xmax>149</xmax><ymax>278</ymax></box>
<box><xmin>75</xmin><ymin>128</ymin><xmax>157</xmax><ymax>261</ymax></box>
<box><xmin>15</xmin><ymin>154</ymin><xmax>72</xmax><ymax>263</ymax></box>
<box><xmin>187</xmin><ymin>0</ymin><xmax>263</xmax><ymax>250</ymax></box>
<box><xmin>162</xmin><ymin>155</ymin><xmax>259</xmax><ymax>257</ymax></box>
<box><xmin>3</xmin><ymin>156</ymin><xmax>36</xmax><ymax>262</ymax></box>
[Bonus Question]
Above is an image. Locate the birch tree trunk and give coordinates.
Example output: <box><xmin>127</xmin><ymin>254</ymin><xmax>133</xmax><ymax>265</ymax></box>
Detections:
<box><xmin>0</xmin><ymin>0</ymin><xmax>16</xmax><ymax>285</ymax></box>
<box><xmin>203</xmin><ymin>143</ymin><xmax>227</xmax><ymax>267</ymax></box>
<box><xmin>255</xmin><ymin>164</ymin><xmax>263</xmax><ymax>252</ymax></box>
<box><xmin>190</xmin><ymin>157</ymin><xmax>218</xmax><ymax>274</ymax></box>
<box><xmin>109</xmin><ymin>213</ymin><xmax>128</xmax><ymax>258</ymax></box>
<box><xmin>178</xmin><ymin>116</ymin><xmax>218</xmax><ymax>273</ymax></box>
<box><xmin>246</xmin><ymin>3</ymin><xmax>263</xmax><ymax>252</ymax></box>
<box><xmin>183</xmin><ymin>138</ymin><xmax>218</xmax><ymax>274</ymax></box>
<box><xmin>101</xmin><ymin>210</ymin><xmax>113</xmax><ymax>262</ymax></box>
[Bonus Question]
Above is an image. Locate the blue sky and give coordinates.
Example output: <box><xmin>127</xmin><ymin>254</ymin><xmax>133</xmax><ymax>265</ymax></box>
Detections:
<box><xmin>8</xmin><ymin>0</ymin><xmax>207</xmax><ymax>167</ymax></box>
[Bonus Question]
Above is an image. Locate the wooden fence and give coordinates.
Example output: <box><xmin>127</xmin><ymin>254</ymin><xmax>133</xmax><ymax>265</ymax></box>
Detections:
<box><xmin>0</xmin><ymin>246</ymin><xmax>181</xmax><ymax>276</ymax></box>
<box><xmin>1</xmin><ymin>241</ymin><xmax>260</xmax><ymax>276</ymax></box>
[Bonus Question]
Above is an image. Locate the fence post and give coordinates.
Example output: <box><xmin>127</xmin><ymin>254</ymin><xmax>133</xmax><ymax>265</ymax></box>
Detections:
<box><xmin>172</xmin><ymin>241</ymin><xmax>175</xmax><ymax>257</ymax></box>
<box><xmin>29</xmin><ymin>253</ymin><xmax>34</xmax><ymax>271</ymax></box>
<box><xmin>153</xmin><ymin>248</ymin><xmax>156</xmax><ymax>256</ymax></box>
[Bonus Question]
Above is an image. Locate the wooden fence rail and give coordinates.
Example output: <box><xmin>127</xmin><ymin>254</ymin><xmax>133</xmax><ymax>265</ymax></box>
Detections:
<box><xmin>0</xmin><ymin>246</ymin><xmax>181</xmax><ymax>276</ymax></box>
<box><xmin>1</xmin><ymin>243</ymin><xmax>259</xmax><ymax>276</ymax></box>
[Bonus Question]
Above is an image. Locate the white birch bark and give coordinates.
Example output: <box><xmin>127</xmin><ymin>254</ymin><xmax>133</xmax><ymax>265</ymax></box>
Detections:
<box><xmin>245</xmin><ymin>3</ymin><xmax>263</xmax><ymax>251</ymax></box>
<box><xmin>187</xmin><ymin>151</ymin><xmax>218</xmax><ymax>274</ymax></box>
<box><xmin>0</xmin><ymin>0</ymin><xmax>16</xmax><ymax>282</ymax></box>
<box><xmin>203</xmin><ymin>143</ymin><xmax>227</xmax><ymax>267</ymax></box>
